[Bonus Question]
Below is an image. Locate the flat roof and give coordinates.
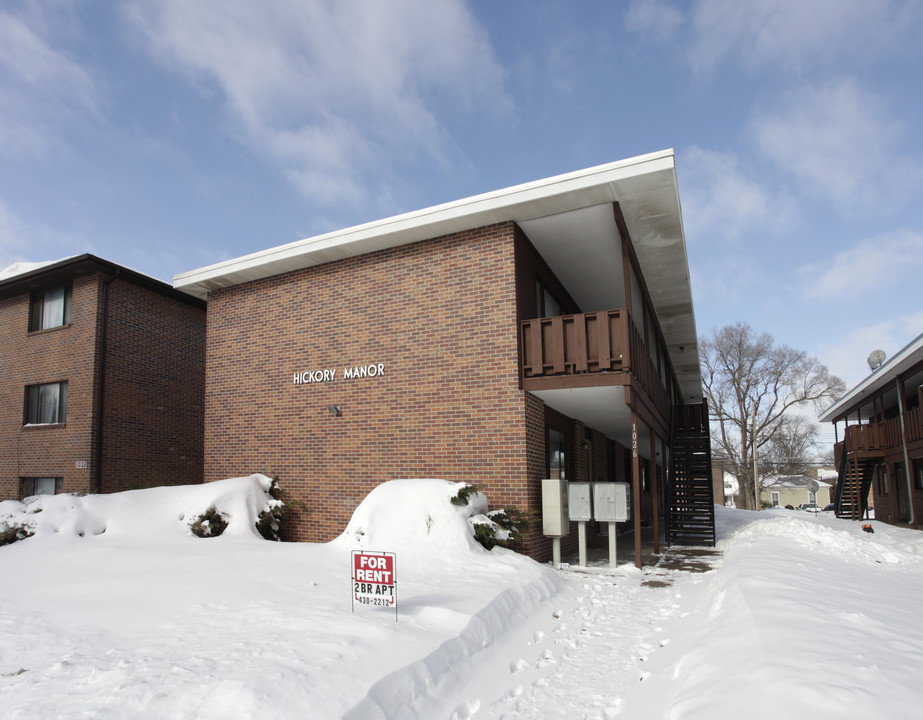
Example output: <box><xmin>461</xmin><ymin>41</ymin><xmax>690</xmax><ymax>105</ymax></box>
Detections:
<box><xmin>175</xmin><ymin>150</ymin><xmax>703</xmax><ymax>399</ymax></box>
<box><xmin>819</xmin><ymin>332</ymin><xmax>923</xmax><ymax>422</ymax></box>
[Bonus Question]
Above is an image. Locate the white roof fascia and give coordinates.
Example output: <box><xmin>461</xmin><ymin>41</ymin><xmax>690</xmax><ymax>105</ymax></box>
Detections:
<box><xmin>819</xmin><ymin>332</ymin><xmax>923</xmax><ymax>423</ymax></box>
<box><xmin>173</xmin><ymin>150</ymin><xmax>676</xmax><ymax>298</ymax></box>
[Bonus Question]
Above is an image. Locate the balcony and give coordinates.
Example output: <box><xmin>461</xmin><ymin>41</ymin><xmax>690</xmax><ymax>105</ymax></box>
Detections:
<box><xmin>519</xmin><ymin>309</ymin><xmax>669</xmax><ymax>422</ymax></box>
<box><xmin>841</xmin><ymin>406</ymin><xmax>923</xmax><ymax>456</ymax></box>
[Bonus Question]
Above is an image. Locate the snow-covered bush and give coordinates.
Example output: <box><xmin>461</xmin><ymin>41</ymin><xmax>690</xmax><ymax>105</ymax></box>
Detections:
<box><xmin>0</xmin><ymin>522</ymin><xmax>34</xmax><ymax>547</ymax></box>
<box><xmin>255</xmin><ymin>478</ymin><xmax>305</xmax><ymax>541</ymax></box>
<box><xmin>451</xmin><ymin>483</ymin><xmax>531</xmax><ymax>550</ymax></box>
<box><xmin>189</xmin><ymin>506</ymin><xmax>229</xmax><ymax>537</ymax></box>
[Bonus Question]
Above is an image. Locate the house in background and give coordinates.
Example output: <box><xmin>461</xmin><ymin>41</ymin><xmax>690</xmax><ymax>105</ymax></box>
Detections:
<box><xmin>174</xmin><ymin>150</ymin><xmax>715</xmax><ymax>566</ymax></box>
<box><xmin>819</xmin><ymin>333</ymin><xmax>923</xmax><ymax>526</ymax></box>
<box><xmin>761</xmin><ymin>475</ymin><xmax>831</xmax><ymax>509</ymax></box>
<box><xmin>0</xmin><ymin>255</ymin><xmax>206</xmax><ymax>500</ymax></box>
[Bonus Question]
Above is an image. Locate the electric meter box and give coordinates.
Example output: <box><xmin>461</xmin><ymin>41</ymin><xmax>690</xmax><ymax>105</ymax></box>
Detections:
<box><xmin>594</xmin><ymin>482</ymin><xmax>629</xmax><ymax>523</ymax></box>
<box><xmin>542</xmin><ymin>478</ymin><xmax>570</xmax><ymax>537</ymax></box>
<box><xmin>568</xmin><ymin>482</ymin><xmax>592</xmax><ymax>521</ymax></box>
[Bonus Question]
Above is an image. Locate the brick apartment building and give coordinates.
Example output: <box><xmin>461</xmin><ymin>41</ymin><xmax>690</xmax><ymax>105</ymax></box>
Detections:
<box><xmin>175</xmin><ymin>150</ymin><xmax>714</xmax><ymax>563</ymax></box>
<box><xmin>0</xmin><ymin>255</ymin><xmax>206</xmax><ymax>499</ymax></box>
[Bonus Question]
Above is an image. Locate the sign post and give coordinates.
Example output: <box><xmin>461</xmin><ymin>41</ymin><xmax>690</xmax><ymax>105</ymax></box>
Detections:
<box><xmin>351</xmin><ymin>550</ymin><xmax>397</xmax><ymax>621</ymax></box>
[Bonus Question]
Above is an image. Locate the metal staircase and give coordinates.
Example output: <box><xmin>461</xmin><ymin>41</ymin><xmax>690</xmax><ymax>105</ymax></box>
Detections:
<box><xmin>835</xmin><ymin>449</ymin><xmax>875</xmax><ymax>520</ymax></box>
<box><xmin>666</xmin><ymin>402</ymin><xmax>716</xmax><ymax>546</ymax></box>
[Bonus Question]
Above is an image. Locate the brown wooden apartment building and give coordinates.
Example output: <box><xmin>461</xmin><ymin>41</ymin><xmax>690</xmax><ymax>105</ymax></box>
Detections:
<box><xmin>0</xmin><ymin>255</ymin><xmax>206</xmax><ymax>500</ymax></box>
<box><xmin>821</xmin><ymin>334</ymin><xmax>923</xmax><ymax>527</ymax></box>
<box><xmin>174</xmin><ymin>150</ymin><xmax>715</xmax><ymax>564</ymax></box>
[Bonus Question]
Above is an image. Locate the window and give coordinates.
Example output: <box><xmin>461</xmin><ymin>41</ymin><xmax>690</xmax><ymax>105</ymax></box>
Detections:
<box><xmin>548</xmin><ymin>428</ymin><xmax>568</xmax><ymax>480</ymax></box>
<box><xmin>915</xmin><ymin>461</ymin><xmax>923</xmax><ymax>491</ymax></box>
<box><xmin>29</xmin><ymin>286</ymin><xmax>72</xmax><ymax>331</ymax></box>
<box><xmin>808</xmin><ymin>491</ymin><xmax>817</xmax><ymax>504</ymax></box>
<box><xmin>25</xmin><ymin>382</ymin><xmax>68</xmax><ymax>424</ymax></box>
<box><xmin>535</xmin><ymin>280</ymin><xmax>562</xmax><ymax>318</ymax></box>
<box><xmin>20</xmin><ymin>477</ymin><xmax>62</xmax><ymax>498</ymax></box>
<box><xmin>771</xmin><ymin>491</ymin><xmax>780</xmax><ymax>507</ymax></box>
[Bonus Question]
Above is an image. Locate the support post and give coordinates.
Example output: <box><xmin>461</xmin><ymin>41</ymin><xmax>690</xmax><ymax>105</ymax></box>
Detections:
<box><xmin>897</xmin><ymin>377</ymin><xmax>916</xmax><ymax>527</ymax></box>
<box><xmin>608</xmin><ymin>522</ymin><xmax>618</xmax><ymax>568</ymax></box>
<box><xmin>577</xmin><ymin>521</ymin><xmax>587</xmax><ymax>567</ymax></box>
<box><xmin>631</xmin><ymin>411</ymin><xmax>642</xmax><ymax>569</ymax></box>
<box><xmin>650</xmin><ymin>432</ymin><xmax>660</xmax><ymax>554</ymax></box>
<box><xmin>552</xmin><ymin>537</ymin><xmax>561</xmax><ymax>569</ymax></box>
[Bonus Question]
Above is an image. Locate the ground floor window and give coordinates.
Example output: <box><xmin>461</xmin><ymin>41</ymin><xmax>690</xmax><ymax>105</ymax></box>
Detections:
<box><xmin>21</xmin><ymin>477</ymin><xmax>62</xmax><ymax>498</ymax></box>
<box><xmin>25</xmin><ymin>381</ymin><xmax>68</xmax><ymax>424</ymax></box>
<box><xmin>548</xmin><ymin>428</ymin><xmax>567</xmax><ymax>480</ymax></box>
<box><xmin>808</xmin><ymin>491</ymin><xmax>816</xmax><ymax>504</ymax></box>
<box><xmin>771</xmin><ymin>491</ymin><xmax>780</xmax><ymax>507</ymax></box>
<box><xmin>914</xmin><ymin>460</ymin><xmax>923</xmax><ymax>491</ymax></box>
<box><xmin>545</xmin><ymin>408</ymin><xmax>573</xmax><ymax>481</ymax></box>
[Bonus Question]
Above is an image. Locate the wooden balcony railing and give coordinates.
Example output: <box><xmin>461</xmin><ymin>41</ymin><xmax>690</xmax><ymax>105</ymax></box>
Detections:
<box><xmin>519</xmin><ymin>308</ymin><xmax>670</xmax><ymax>420</ymax></box>
<box><xmin>674</xmin><ymin>399</ymin><xmax>709</xmax><ymax>434</ymax></box>
<box><xmin>521</xmin><ymin>309</ymin><xmax>627</xmax><ymax>377</ymax></box>
<box><xmin>843</xmin><ymin>406</ymin><xmax>923</xmax><ymax>454</ymax></box>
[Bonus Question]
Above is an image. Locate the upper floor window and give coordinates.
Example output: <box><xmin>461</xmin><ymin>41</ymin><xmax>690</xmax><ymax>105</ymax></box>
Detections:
<box><xmin>536</xmin><ymin>280</ymin><xmax>562</xmax><ymax>318</ymax></box>
<box><xmin>29</xmin><ymin>286</ymin><xmax>72</xmax><ymax>331</ymax></box>
<box><xmin>25</xmin><ymin>381</ymin><xmax>68</xmax><ymax>425</ymax></box>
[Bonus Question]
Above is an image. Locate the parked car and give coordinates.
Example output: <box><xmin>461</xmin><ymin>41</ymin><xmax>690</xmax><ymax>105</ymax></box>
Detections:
<box><xmin>822</xmin><ymin>503</ymin><xmax>835</xmax><ymax>512</ymax></box>
<box><xmin>798</xmin><ymin>503</ymin><xmax>821</xmax><ymax>513</ymax></box>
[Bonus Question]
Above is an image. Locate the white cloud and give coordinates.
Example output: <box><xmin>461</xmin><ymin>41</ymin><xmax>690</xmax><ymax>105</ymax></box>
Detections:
<box><xmin>798</xmin><ymin>229</ymin><xmax>923</xmax><ymax>302</ymax></box>
<box><xmin>0</xmin><ymin>3</ymin><xmax>101</xmax><ymax>157</ymax></box>
<box><xmin>814</xmin><ymin>311</ymin><xmax>923</xmax><ymax>391</ymax></box>
<box><xmin>679</xmin><ymin>145</ymin><xmax>797</xmax><ymax>243</ymax></box>
<box><xmin>624</xmin><ymin>0</ymin><xmax>685</xmax><ymax>42</ymax></box>
<box><xmin>689</xmin><ymin>255</ymin><xmax>761</xmax><ymax>311</ymax></box>
<box><xmin>0</xmin><ymin>197</ymin><xmax>93</xmax><ymax>270</ymax></box>
<box><xmin>751</xmin><ymin>78</ymin><xmax>922</xmax><ymax>212</ymax></box>
<box><xmin>0</xmin><ymin>199</ymin><xmax>27</xmax><ymax>267</ymax></box>
<box><xmin>123</xmin><ymin>0</ymin><xmax>508</xmax><ymax>206</ymax></box>
<box><xmin>687</xmin><ymin>0</ymin><xmax>922</xmax><ymax>74</ymax></box>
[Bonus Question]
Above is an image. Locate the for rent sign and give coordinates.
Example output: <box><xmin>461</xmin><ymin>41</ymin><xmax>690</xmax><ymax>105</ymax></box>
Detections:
<box><xmin>351</xmin><ymin>551</ymin><xmax>397</xmax><ymax>617</ymax></box>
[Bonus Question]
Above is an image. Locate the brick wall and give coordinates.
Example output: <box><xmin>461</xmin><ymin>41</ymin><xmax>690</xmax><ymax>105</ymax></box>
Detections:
<box><xmin>1</xmin><ymin>271</ymin><xmax>206</xmax><ymax>501</ymax></box>
<box><xmin>0</xmin><ymin>274</ymin><xmax>101</xmax><ymax>497</ymax></box>
<box><xmin>204</xmin><ymin>222</ymin><xmax>557</xmax><ymax>547</ymax></box>
<box><xmin>100</xmin><ymin>278</ymin><xmax>206</xmax><ymax>492</ymax></box>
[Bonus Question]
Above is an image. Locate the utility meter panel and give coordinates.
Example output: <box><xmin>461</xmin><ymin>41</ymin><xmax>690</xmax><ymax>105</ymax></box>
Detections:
<box><xmin>568</xmin><ymin>482</ymin><xmax>592</xmax><ymax>521</ymax></box>
<box><xmin>542</xmin><ymin>478</ymin><xmax>570</xmax><ymax>537</ymax></box>
<box><xmin>594</xmin><ymin>482</ymin><xmax>630</xmax><ymax>523</ymax></box>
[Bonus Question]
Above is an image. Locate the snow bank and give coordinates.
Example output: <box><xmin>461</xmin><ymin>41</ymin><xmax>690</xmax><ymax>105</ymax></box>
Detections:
<box><xmin>630</xmin><ymin>507</ymin><xmax>923</xmax><ymax>719</ymax></box>
<box><xmin>1</xmin><ymin>475</ymin><xmax>561</xmax><ymax>719</ymax></box>
<box><xmin>0</xmin><ymin>474</ymin><xmax>280</xmax><ymax>542</ymax></box>
<box><xmin>333</xmin><ymin>478</ymin><xmax>492</xmax><ymax>559</ymax></box>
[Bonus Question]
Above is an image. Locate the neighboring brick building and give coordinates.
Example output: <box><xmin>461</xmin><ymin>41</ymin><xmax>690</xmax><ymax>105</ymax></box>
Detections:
<box><xmin>175</xmin><ymin>150</ymin><xmax>713</xmax><ymax>563</ymax></box>
<box><xmin>0</xmin><ymin>255</ymin><xmax>206</xmax><ymax>499</ymax></box>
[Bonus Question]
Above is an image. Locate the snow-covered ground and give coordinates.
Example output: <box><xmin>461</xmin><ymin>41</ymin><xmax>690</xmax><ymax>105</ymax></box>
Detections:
<box><xmin>2</xmin><ymin>476</ymin><xmax>922</xmax><ymax>719</ymax></box>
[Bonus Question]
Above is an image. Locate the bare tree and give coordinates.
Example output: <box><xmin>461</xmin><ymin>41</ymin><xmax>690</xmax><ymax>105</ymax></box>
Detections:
<box><xmin>760</xmin><ymin>415</ymin><xmax>820</xmax><ymax>477</ymax></box>
<box><xmin>701</xmin><ymin>323</ymin><xmax>845</xmax><ymax>510</ymax></box>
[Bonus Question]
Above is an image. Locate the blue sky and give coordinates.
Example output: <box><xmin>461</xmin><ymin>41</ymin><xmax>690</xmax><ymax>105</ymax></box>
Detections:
<box><xmin>2</xmin><ymin>0</ymin><xmax>922</xmax><ymax>399</ymax></box>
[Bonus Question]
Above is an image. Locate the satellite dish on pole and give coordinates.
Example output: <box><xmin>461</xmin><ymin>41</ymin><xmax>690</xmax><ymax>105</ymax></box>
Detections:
<box><xmin>868</xmin><ymin>349</ymin><xmax>887</xmax><ymax>371</ymax></box>
<box><xmin>807</xmin><ymin>479</ymin><xmax>819</xmax><ymax>494</ymax></box>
